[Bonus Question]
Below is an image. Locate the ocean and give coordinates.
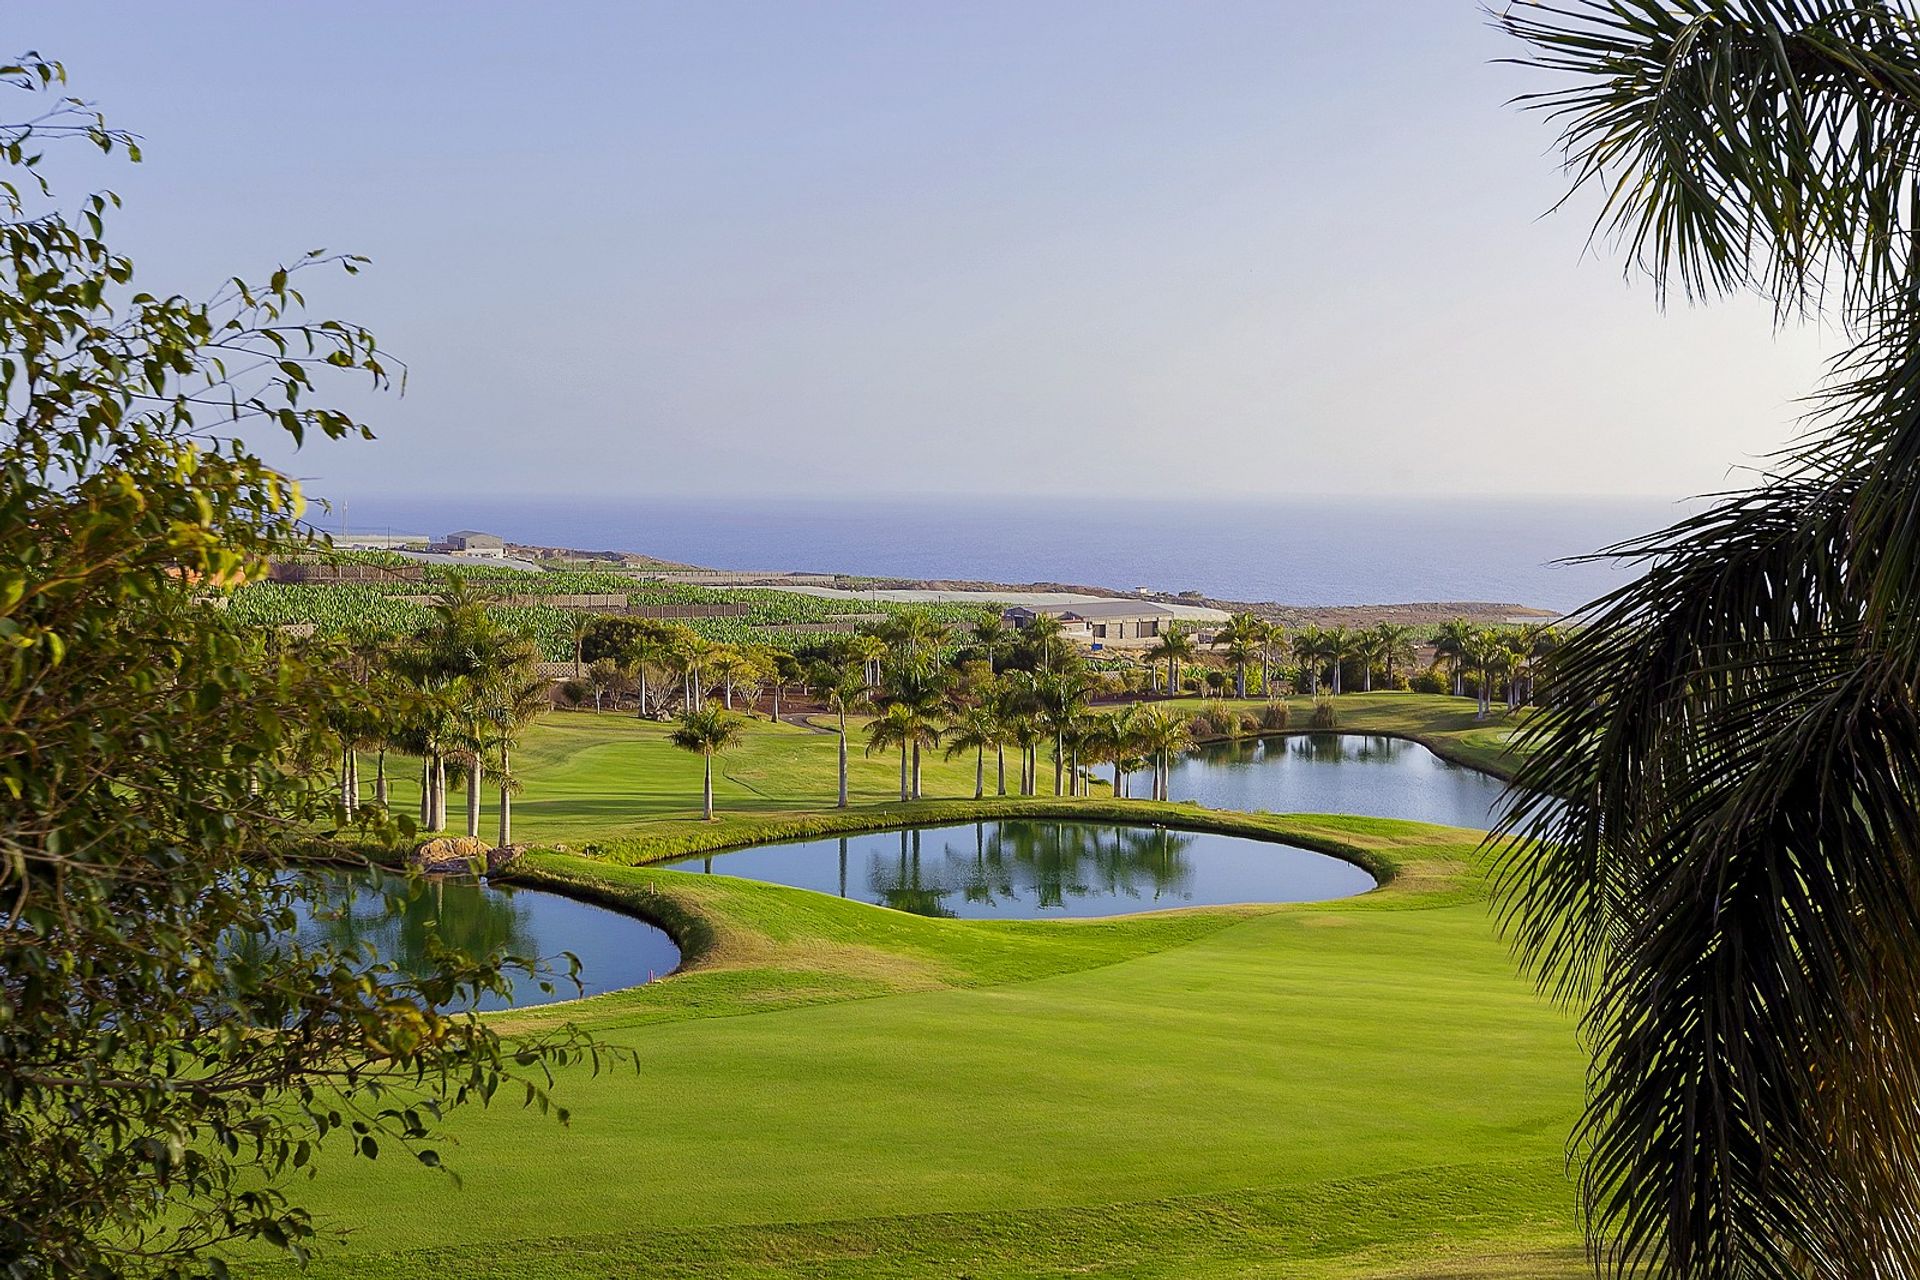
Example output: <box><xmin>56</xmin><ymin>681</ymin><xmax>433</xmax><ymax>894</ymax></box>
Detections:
<box><xmin>323</xmin><ymin>493</ymin><xmax>1693</xmax><ymax>615</ymax></box>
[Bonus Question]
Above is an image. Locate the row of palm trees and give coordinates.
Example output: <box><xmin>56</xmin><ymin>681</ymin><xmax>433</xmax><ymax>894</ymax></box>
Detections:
<box><xmin>331</xmin><ymin>581</ymin><xmax>550</xmax><ymax>845</ymax></box>
<box><xmin>1427</xmin><ymin>620</ymin><xmax>1561</xmax><ymax>718</ymax></box>
<box><xmin>580</xmin><ymin>619</ymin><xmax>804</xmax><ymax>721</ymax></box>
<box><xmin>1158</xmin><ymin>613</ymin><xmax>1558</xmax><ymax>714</ymax></box>
<box><xmin>665</xmin><ymin>611</ymin><xmax>1196</xmax><ymax>820</ymax></box>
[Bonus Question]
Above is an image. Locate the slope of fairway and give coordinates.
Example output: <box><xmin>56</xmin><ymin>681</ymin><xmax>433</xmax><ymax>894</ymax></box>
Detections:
<box><xmin>253</xmin><ymin>809</ymin><xmax>1588</xmax><ymax>1279</ymax></box>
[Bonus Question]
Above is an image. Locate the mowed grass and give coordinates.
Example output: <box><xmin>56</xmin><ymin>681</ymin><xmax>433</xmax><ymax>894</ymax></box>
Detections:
<box><xmin>258</xmin><ymin>696</ymin><xmax>1582</xmax><ymax>1278</ymax></box>
<box><xmin>259</xmin><ymin>805</ymin><xmax>1589</xmax><ymax>1274</ymax></box>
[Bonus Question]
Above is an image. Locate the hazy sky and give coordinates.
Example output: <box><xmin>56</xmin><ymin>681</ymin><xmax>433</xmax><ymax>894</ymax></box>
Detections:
<box><xmin>26</xmin><ymin>3</ymin><xmax>1833</xmax><ymax>502</ymax></box>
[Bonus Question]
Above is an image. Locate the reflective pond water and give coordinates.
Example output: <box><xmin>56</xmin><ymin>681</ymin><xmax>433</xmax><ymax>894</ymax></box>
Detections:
<box><xmin>288</xmin><ymin>870</ymin><xmax>680</xmax><ymax>1011</ymax></box>
<box><xmin>664</xmin><ymin>820</ymin><xmax>1374</xmax><ymax>919</ymax></box>
<box><xmin>1126</xmin><ymin>733</ymin><xmax>1511</xmax><ymax>830</ymax></box>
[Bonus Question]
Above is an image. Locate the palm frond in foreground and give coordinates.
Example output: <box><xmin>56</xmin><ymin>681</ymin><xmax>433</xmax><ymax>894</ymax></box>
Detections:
<box><xmin>1492</xmin><ymin>3</ymin><xmax>1920</xmax><ymax>1276</ymax></box>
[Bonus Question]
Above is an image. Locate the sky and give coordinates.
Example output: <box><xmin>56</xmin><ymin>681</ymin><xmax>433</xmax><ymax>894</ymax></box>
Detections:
<box><xmin>22</xmin><ymin>2</ymin><xmax>1834</xmax><ymax>504</ymax></box>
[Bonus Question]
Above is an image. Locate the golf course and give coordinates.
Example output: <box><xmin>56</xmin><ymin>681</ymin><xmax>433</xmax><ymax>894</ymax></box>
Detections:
<box><xmin>254</xmin><ymin>694</ymin><xmax>1588</xmax><ymax>1279</ymax></box>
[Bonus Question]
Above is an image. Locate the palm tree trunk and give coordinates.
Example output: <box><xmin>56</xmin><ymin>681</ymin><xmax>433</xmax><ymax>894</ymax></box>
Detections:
<box><xmin>375</xmin><ymin>748</ymin><xmax>388</xmax><ymax>807</ymax></box>
<box><xmin>996</xmin><ymin>744</ymin><xmax>1006</xmax><ymax>796</ymax></box>
<box><xmin>974</xmin><ymin>746</ymin><xmax>984</xmax><ymax>800</ymax></box>
<box><xmin>1364</xmin><ymin>665</ymin><xmax>1373</xmax><ymax>693</ymax></box>
<box><xmin>637</xmin><ymin>666</ymin><xmax>649</xmax><ymax>718</ymax></box>
<box><xmin>420</xmin><ymin>757</ymin><xmax>432</xmax><ymax>828</ymax></box>
<box><xmin>898</xmin><ymin>742</ymin><xmax>909</xmax><ymax>802</ymax></box>
<box><xmin>1053</xmin><ymin>735</ymin><xmax>1064</xmax><ymax>796</ymax></box>
<box><xmin>912</xmin><ymin>742</ymin><xmax>923</xmax><ymax>799</ymax></box>
<box><xmin>703</xmin><ymin>752</ymin><xmax>714</xmax><ymax>820</ymax></box>
<box><xmin>837</xmin><ymin>712</ymin><xmax>849</xmax><ymax>808</ymax></box>
<box><xmin>341</xmin><ymin>741</ymin><xmax>355</xmax><ymax>816</ymax></box>
<box><xmin>432</xmin><ymin>754</ymin><xmax>447</xmax><ymax>831</ymax></box>
<box><xmin>497</xmin><ymin>746</ymin><xmax>512</xmax><ymax>847</ymax></box>
<box><xmin>1236</xmin><ymin>666</ymin><xmax>1246</xmax><ymax>699</ymax></box>
<box><xmin>1113</xmin><ymin>761</ymin><xmax>1123</xmax><ymax>795</ymax></box>
<box><xmin>466</xmin><ymin>757</ymin><xmax>481</xmax><ymax>838</ymax></box>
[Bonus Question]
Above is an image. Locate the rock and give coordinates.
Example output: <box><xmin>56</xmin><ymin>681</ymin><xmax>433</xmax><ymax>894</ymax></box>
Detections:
<box><xmin>410</xmin><ymin>835</ymin><xmax>490</xmax><ymax>874</ymax></box>
<box><xmin>486</xmin><ymin>843</ymin><xmax>527</xmax><ymax>874</ymax></box>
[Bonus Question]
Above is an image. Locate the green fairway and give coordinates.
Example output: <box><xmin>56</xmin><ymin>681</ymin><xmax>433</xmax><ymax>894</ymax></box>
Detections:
<box><xmin>371</xmin><ymin>691</ymin><xmax>1527</xmax><ymax>852</ymax></box>
<box><xmin>263</xmin><ymin>695</ymin><xmax>1581</xmax><ymax>1278</ymax></box>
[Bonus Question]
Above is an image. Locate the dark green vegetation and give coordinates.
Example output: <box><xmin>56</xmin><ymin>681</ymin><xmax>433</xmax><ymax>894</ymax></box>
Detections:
<box><xmin>1497</xmin><ymin>3</ymin><xmax>1920</xmax><ymax>1275</ymax></box>
<box><xmin>227</xmin><ymin>568</ymin><xmax>998</xmax><ymax>658</ymax></box>
<box><xmin>0</xmin><ymin>62</ymin><xmax>608</xmax><ymax>1278</ymax></box>
<box><xmin>245</xmin><ymin>810</ymin><xmax>1587</xmax><ymax>1280</ymax></box>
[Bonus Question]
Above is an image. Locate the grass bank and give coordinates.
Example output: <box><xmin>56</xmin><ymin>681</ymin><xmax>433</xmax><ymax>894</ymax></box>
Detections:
<box><xmin>244</xmin><ymin>797</ymin><xmax>1584</xmax><ymax>1279</ymax></box>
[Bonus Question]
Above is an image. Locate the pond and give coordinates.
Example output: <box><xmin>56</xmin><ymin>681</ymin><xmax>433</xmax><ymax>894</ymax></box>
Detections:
<box><xmin>1131</xmin><ymin>733</ymin><xmax>1511</xmax><ymax>830</ymax></box>
<box><xmin>663</xmin><ymin>820</ymin><xmax>1374</xmax><ymax>919</ymax></box>
<box><xmin>287</xmin><ymin>869</ymin><xmax>680</xmax><ymax>1011</ymax></box>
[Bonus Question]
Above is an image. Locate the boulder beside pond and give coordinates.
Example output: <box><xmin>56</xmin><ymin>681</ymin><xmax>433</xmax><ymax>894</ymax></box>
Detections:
<box><xmin>409</xmin><ymin>836</ymin><xmax>527</xmax><ymax>876</ymax></box>
<box><xmin>409</xmin><ymin>836</ymin><xmax>490</xmax><ymax>874</ymax></box>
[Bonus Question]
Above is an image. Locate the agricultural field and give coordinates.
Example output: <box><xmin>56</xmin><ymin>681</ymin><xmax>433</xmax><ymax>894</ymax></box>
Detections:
<box><xmin>226</xmin><ymin>566</ymin><xmax>999</xmax><ymax>660</ymax></box>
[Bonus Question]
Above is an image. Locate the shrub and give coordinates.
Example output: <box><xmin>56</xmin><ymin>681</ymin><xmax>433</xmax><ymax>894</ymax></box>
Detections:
<box><xmin>1259</xmin><ymin>700</ymin><xmax>1291</xmax><ymax>731</ymax></box>
<box><xmin>1409</xmin><ymin>669</ymin><xmax>1448</xmax><ymax>695</ymax></box>
<box><xmin>557</xmin><ymin>679</ymin><xmax>587</xmax><ymax>706</ymax></box>
<box><xmin>1310</xmin><ymin>696</ymin><xmax>1339</xmax><ymax>730</ymax></box>
<box><xmin>1237</xmin><ymin>711</ymin><xmax>1263</xmax><ymax>737</ymax></box>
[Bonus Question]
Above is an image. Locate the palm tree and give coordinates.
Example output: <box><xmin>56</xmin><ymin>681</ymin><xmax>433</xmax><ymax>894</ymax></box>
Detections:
<box><xmin>483</xmin><ymin>665</ymin><xmax>550</xmax><ymax>848</ymax></box>
<box><xmin>1431</xmin><ymin>618</ymin><xmax>1474</xmax><ymax>698</ymax></box>
<box><xmin>1211</xmin><ymin>612</ymin><xmax>1265</xmax><ymax>699</ymax></box>
<box><xmin>942</xmin><ymin>706</ymin><xmax>1002</xmax><ymax>799</ymax></box>
<box><xmin>1135</xmin><ymin>706</ymin><xmax>1190</xmax><ymax>802</ymax></box>
<box><xmin>709</xmin><ymin>645</ymin><xmax>754</xmax><ymax>712</ymax></box>
<box><xmin>1372</xmin><ymin>622</ymin><xmax>1416</xmax><ymax>687</ymax></box>
<box><xmin>845</xmin><ymin>633</ymin><xmax>888</xmax><ymax>693</ymax></box>
<box><xmin>995</xmin><ymin>671</ymin><xmax>1044</xmax><ymax>796</ymax></box>
<box><xmin>1256</xmin><ymin>618</ymin><xmax>1281</xmax><ymax>698</ymax></box>
<box><xmin>962</xmin><ymin>614</ymin><xmax>1013</xmax><ymax>673</ymax></box>
<box><xmin>765</xmin><ymin>648</ymin><xmax>801</xmax><ymax>721</ymax></box>
<box><xmin>1350</xmin><ymin>629</ymin><xmax>1383</xmax><ymax>693</ymax></box>
<box><xmin>622</xmin><ymin>622</ymin><xmax>677</xmax><ymax>719</ymax></box>
<box><xmin>1511</xmin><ymin>623</ymin><xmax>1560</xmax><ymax>708</ymax></box>
<box><xmin>1095</xmin><ymin>705</ymin><xmax>1143</xmax><ymax>798</ymax></box>
<box><xmin>1461</xmin><ymin>628</ymin><xmax>1507</xmax><ymax>720</ymax></box>
<box><xmin>1321</xmin><ymin>626</ymin><xmax>1354</xmax><ymax>695</ymax></box>
<box><xmin>812</xmin><ymin>661</ymin><xmax>869</xmax><ymax>808</ymax></box>
<box><xmin>567</xmin><ymin>611</ymin><xmax>593</xmax><ymax>680</ymax></box>
<box><xmin>1487</xmin><ymin>7</ymin><xmax>1920</xmax><ymax>1271</ymax></box>
<box><xmin>864</xmin><ymin>702</ymin><xmax>940</xmax><ymax>801</ymax></box>
<box><xmin>672</xmin><ymin>632</ymin><xmax>716</xmax><ymax>712</ymax></box>
<box><xmin>1146</xmin><ymin>625</ymin><xmax>1196</xmax><ymax>698</ymax></box>
<box><xmin>1035</xmin><ymin>670</ymin><xmax>1091</xmax><ymax>796</ymax></box>
<box><xmin>669</xmin><ymin>707</ymin><xmax>744</xmax><ymax>822</ymax></box>
<box><xmin>1010</xmin><ymin>610</ymin><xmax>1071</xmax><ymax>674</ymax></box>
<box><xmin>1290</xmin><ymin>626</ymin><xmax>1324</xmax><ymax>695</ymax></box>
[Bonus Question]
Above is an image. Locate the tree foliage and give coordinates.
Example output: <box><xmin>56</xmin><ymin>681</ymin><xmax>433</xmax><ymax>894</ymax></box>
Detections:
<box><xmin>0</xmin><ymin>58</ymin><xmax>612</xmax><ymax>1277</ymax></box>
<box><xmin>1492</xmin><ymin>4</ymin><xmax>1920</xmax><ymax>1277</ymax></box>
